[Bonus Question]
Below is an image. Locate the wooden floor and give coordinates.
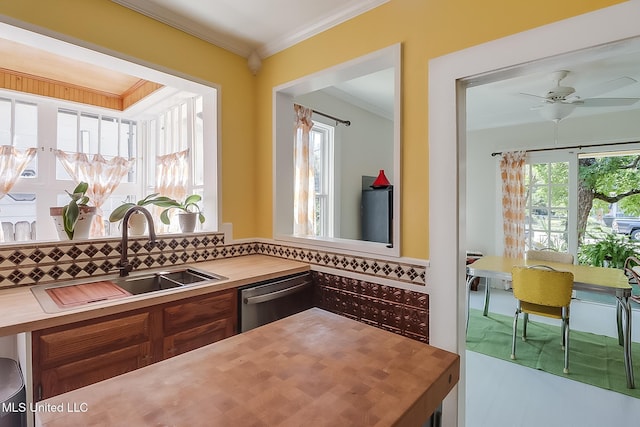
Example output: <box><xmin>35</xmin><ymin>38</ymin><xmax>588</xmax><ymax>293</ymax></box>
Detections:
<box><xmin>466</xmin><ymin>282</ymin><xmax>640</xmax><ymax>427</ymax></box>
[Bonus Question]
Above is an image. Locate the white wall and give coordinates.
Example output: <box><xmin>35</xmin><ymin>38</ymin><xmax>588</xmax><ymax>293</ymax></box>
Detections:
<box><xmin>466</xmin><ymin>108</ymin><xmax>640</xmax><ymax>256</ymax></box>
<box><xmin>295</xmin><ymin>90</ymin><xmax>393</xmax><ymax>240</ymax></box>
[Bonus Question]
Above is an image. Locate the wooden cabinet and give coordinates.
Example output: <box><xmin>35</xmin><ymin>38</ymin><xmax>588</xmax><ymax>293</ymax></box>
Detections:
<box><xmin>32</xmin><ymin>288</ymin><xmax>237</xmax><ymax>401</ymax></box>
<box><xmin>32</xmin><ymin>310</ymin><xmax>157</xmax><ymax>400</ymax></box>
<box><xmin>163</xmin><ymin>289</ymin><xmax>236</xmax><ymax>358</ymax></box>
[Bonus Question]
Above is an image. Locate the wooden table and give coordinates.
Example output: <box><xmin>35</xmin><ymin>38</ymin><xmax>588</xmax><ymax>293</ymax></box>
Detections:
<box><xmin>34</xmin><ymin>308</ymin><xmax>459</xmax><ymax>427</ymax></box>
<box><xmin>466</xmin><ymin>255</ymin><xmax>634</xmax><ymax>388</ymax></box>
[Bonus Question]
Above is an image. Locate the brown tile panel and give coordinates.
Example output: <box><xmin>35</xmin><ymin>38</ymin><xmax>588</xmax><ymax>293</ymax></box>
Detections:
<box><xmin>312</xmin><ymin>271</ymin><xmax>429</xmax><ymax>343</ymax></box>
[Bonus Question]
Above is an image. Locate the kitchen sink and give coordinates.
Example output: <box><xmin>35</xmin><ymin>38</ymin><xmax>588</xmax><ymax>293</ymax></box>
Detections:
<box><xmin>31</xmin><ymin>268</ymin><xmax>227</xmax><ymax>313</ymax></box>
<box><xmin>116</xmin><ymin>269</ymin><xmax>224</xmax><ymax>295</ymax></box>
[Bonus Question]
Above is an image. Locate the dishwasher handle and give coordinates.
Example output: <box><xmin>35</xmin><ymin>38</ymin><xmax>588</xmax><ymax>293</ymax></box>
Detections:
<box><xmin>243</xmin><ymin>281</ymin><xmax>311</xmax><ymax>305</ymax></box>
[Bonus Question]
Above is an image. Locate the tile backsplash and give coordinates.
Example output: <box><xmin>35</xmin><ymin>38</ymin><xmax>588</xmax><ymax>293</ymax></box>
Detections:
<box><xmin>0</xmin><ymin>233</ymin><xmax>426</xmax><ymax>289</ymax></box>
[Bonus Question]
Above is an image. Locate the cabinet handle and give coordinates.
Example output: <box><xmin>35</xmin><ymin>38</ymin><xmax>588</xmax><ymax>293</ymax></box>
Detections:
<box><xmin>243</xmin><ymin>281</ymin><xmax>311</xmax><ymax>305</ymax></box>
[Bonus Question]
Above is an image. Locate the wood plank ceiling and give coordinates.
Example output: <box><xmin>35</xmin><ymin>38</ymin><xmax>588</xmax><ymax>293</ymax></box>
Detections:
<box><xmin>0</xmin><ymin>38</ymin><xmax>163</xmax><ymax>111</ymax></box>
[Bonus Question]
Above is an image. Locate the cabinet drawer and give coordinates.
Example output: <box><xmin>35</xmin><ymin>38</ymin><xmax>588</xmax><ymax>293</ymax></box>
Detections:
<box><xmin>163</xmin><ymin>289</ymin><xmax>236</xmax><ymax>335</ymax></box>
<box><xmin>35</xmin><ymin>312</ymin><xmax>151</xmax><ymax>367</ymax></box>
<box><xmin>164</xmin><ymin>317</ymin><xmax>234</xmax><ymax>358</ymax></box>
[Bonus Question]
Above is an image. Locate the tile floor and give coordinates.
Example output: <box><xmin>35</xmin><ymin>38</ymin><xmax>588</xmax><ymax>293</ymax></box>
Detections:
<box><xmin>466</xmin><ymin>280</ymin><xmax>640</xmax><ymax>427</ymax></box>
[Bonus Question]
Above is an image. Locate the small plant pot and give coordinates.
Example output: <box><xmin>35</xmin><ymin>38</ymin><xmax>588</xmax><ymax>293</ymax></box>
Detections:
<box><xmin>50</xmin><ymin>206</ymin><xmax>97</xmax><ymax>240</ymax></box>
<box><xmin>128</xmin><ymin>211</ymin><xmax>148</xmax><ymax>236</ymax></box>
<box><xmin>178</xmin><ymin>212</ymin><xmax>198</xmax><ymax>233</ymax></box>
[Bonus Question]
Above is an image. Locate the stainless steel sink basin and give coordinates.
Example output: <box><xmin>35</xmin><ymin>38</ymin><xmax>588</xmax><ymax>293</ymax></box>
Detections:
<box><xmin>31</xmin><ymin>268</ymin><xmax>227</xmax><ymax>313</ymax></box>
<box><xmin>116</xmin><ymin>269</ymin><xmax>224</xmax><ymax>295</ymax></box>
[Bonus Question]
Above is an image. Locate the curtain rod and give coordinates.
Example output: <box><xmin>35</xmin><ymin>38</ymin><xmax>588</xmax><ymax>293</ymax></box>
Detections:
<box><xmin>491</xmin><ymin>140</ymin><xmax>640</xmax><ymax>157</ymax></box>
<box><xmin>312</xmin><ymin>109</ymin><xmax>351</xmax><ymax>127</ymax></box>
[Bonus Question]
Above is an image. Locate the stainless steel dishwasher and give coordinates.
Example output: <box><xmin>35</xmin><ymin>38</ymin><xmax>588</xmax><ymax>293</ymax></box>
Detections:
<box><xmin>238</xmin><ymin>272</ymin><xmax>312</xmax><ymax>332</ymax></box>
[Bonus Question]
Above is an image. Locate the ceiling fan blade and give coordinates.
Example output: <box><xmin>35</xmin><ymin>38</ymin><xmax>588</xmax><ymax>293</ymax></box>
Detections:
<box><xmin>518</xmin><ymin>92</ymin><xmax>550</xmax><ymax>101</ymax></box>
<box><xmin>573</xmin><ymin>76</ymin><xmax>637</xmax><ymax>99</ymax></box>
<box><xmin>578</xmin><ymin>97</ymin><xmax>640</xmax><ymax>107</ymax></box>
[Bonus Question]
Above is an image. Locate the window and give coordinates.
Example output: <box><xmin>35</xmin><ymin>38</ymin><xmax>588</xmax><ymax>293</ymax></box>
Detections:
<box><xmin>309</xmin><ymin>122</ymin><xmax>334</xmax><ymax>237</ymax></box>
<box><xmin>141</xmin><ymin>96</ymin><xmax>204</xmax><ymax>233</ymax></box>
<box><xmin>524</xmin><ymin>160</ymin><xmax>570</xmax><ymax>251</ymax></box>
<box><xmin>0</xmin><ymin>91</ymin><xmax>212</xmax><ymax>242</ymax></box>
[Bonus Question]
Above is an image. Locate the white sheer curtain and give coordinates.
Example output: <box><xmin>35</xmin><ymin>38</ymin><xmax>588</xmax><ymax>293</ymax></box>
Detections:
<box><xmin>155</xmin><ymin>148</ymin><xmax>189</xmax><ymax>232</ymax></box>
<box><xmin>293</xmin><ymin>104</ymin><xmax>314</xmax><ymax>236</ymax></box>
<box><xmin>54</xmin><ymin>149</ymin><xmax>134</xmax><ymax>237</ymax></box>
<box><xmin>0</xmin><ymin>145</ymin><xmax>37</xmax><ymax>241</ymax></box>
<box><xmin>500</xmin><ymin>151</ymin><xmax>527</xmax><ymax>258</ymax></box>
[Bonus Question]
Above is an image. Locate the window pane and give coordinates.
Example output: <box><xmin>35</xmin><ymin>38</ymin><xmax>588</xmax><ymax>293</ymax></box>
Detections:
<box><xmin>57</xmin><ymin>109</ymin><xmax>78</xmax><ymax>152</ymax></box>
<box><xmin>549</xmin><ymin>162</ymin><xmax>569</xmax><ymax>184</ymax></box>
<box><xmin>0</xmin><ymin>193</ymin><xmax>37</xmax><ymax>242</ymax></box>
<box><xmin>100</xmin><ymin>116</ymin><xmax>119</xmax><ymax>157</ymax></box>
<box><xmin>180</xmin><ymin>103</ymin><xmax>187</xmax><ymax>150</ymax></box>
<box><xmin>15</xmin><ymin>101</ymin><xmax>38</xmax><ymax>177</ymax></box>
<box><xmin>80</xmin><ymin>113</ymin><xmax>99</xmax><ymax>154</ymax></box>
<box><xmin>532</xmin><ymin>164</ymin><xmax>549</xmax><ymax>184</ymax></box>
<box><xmin>531</xmin><ymin>186</ymin><xmax>549</xmax><ymax>207</ymax></box>
<box><xmin>551</xmin><ymin>185</ymin><xmax>568</xmax><ymax>208</ymax></box>
<box><xmin>14</xmin><ymin>101</ymin><xmax>37</xmax><ymax>149</ymax></box>
<box><xmin>0</xmin><ymin>98</ymin><xmax>10</xmax><ymax>145</ymax></box>
<box><xmin>193</xmin><ymin>97</ymin><xmax>204</xmax><ymax>186</ymax></box>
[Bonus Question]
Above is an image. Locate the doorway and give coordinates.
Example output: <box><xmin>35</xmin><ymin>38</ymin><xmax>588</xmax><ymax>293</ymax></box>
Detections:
<box><xmin>428</xmin><ymin>2</ymin><xmax>640</xmax><ymax>425</ymax></box>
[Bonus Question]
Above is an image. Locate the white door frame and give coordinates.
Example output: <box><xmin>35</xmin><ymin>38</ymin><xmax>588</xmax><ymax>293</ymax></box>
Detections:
<box><xmin>428</xmin><ymin>2</ymin><xmax>640</xmax><ymax>426</ymax></box>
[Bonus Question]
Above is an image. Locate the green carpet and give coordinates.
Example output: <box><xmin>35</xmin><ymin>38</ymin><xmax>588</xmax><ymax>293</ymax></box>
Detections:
<box><xmin>466</xmin><ymin>308</ymin><xmax>640</xmax><ymax>398</ymax></box>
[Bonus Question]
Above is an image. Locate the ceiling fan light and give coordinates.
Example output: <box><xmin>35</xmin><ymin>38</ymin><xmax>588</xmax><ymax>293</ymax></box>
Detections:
<box><xmin>539</xmin><ymin>102</ymin><xmax>577</xmax><ymax>122</ymax></box>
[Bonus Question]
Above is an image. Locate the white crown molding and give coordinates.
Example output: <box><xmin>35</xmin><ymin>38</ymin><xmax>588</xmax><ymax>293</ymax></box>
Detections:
<box><xmin>257</xmin><ymin>0</ymin><xmax>390</xmax><ymax>58</ymax></box>
<box><xmin>111</xmin><ymin>0</ymin><xmax>253</xmax><ymax>57</ymax></box>
<box><xmin>112</xmin><ymin>0</ymin><xmax>389</xmax><ymax>59</ymax></box>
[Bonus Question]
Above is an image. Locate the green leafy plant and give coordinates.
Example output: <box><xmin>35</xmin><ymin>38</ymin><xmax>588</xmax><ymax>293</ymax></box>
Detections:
<box><xmin>160</xmin><ymin>194</ymin><xmax>205</xmax><ymax>225</ymax></box>
<box><xmin>62</xmin><ymin>181</ymin><xmax>91</xmax><ymax>240</ymax></box>
<box><xmin>578</xmin><ymin>228</ymin><xmax>640</xmax><ymax>268</ymax></box>
<box><xmin>108</xmin><ymin>193</ymin><xmax>178</xmax><ymax>223</ymax></box>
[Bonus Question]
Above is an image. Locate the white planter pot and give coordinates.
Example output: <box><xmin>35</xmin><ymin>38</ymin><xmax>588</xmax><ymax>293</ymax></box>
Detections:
<box><xmin>50</xmin><ymin>206</ymin><xmax>97</xmax><ymax>240</ymax></box>
<box><xmin>128</xmin><ymin>211</ymin><xmax>148</xmax><ymax>236</ymax></box>
<box><xmin>178</xmin><ymin>212</ymin><xmax>198</xmax><ymax>233</ymax></box>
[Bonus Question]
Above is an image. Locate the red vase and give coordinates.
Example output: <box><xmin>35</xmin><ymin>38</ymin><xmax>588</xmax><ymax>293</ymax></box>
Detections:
<box><xmin>371</xmin><ymin>169</ymin><xmax>391</xmax><ymax>188</ymax></box>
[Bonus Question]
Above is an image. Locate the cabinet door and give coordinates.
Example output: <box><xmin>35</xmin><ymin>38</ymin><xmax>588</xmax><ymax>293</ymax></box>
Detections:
<box><xmin>33</xmin><ymin>311</ymin><xmax>155</xmax><ymax>400</ymax></box>
<box><xmin>163</xmin><ymin>289</ymin><xmax>236</xmax><ymax>358</ymax></box>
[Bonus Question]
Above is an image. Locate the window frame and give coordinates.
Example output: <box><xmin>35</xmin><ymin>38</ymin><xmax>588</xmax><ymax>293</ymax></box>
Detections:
<box><xmin>309</xmin><ymin>121</ymin><xmax>335</xmax><ymax>238</ymax></box>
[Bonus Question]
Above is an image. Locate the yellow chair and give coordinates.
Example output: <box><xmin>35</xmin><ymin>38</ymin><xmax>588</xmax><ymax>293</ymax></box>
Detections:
<box><xmin>511</xmin><ymin>265</ymin><xmax>574</xmax><ymax>373</ymax></box>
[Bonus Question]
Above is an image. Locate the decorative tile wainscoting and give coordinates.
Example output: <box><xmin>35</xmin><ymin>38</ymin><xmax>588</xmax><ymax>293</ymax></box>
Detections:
<box><xmin>0</xmin><ymin>232</ymin><xmax>229</xmax><ymax>288</ymax></box>
<box><xmin>0</xmin><ymin>234</ymin><xmax>427</xmax><ymax>290</ymax></box>
<box><xmin>312</xmin><ymin>271</ymin><xmax>429</xmax><ymax>343</ymax></box>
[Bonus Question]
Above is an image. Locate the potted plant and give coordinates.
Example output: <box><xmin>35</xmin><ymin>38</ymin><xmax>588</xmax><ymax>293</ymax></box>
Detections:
<box><xmin>109</xmin><ymin>193</ymin><xmax>178</xmax><ymax>235</ymax></box>
<box><xmin>160</xmin><ymin>194</ymin><xmax>205</xmax><ymax>233</ymax></box>
<box><xmin>49</xmin><ymin>182</ymin><xmax>96</xmax><ymax>240</ymax></box>
<box><xmin>578</xmin><ymin>229</ymin><xmax>640</xmax><ymax>269</ymax></box>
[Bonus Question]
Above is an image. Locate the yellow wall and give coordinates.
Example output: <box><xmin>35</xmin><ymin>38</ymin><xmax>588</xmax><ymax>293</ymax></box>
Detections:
<box><xmin>0</xmin><ymin>0</ymin><xmax>258</xmax><ymax>239</ymax></box>
<box><xmin>254</xmin><ymin>0</ymin><xmax>624</xmax><ymax>259</ymax></box>
<box><xmin>0</xmin><ymin>0</ymin><xmax>625</xmax><ymax>258</ymax></box>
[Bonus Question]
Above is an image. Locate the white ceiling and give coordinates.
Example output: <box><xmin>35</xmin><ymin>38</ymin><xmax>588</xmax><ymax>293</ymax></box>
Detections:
<box><xmin>110</xmin><ymin>1</ymin><xmax>640</xmax><ymax>131</ymax></box>
<box><xmin>111</xmin><ymin>0</ymin><xmax>389</xmax><ymax>58</ymax></box>
<box><xmin>466</xmin><ymin>36</ymin><xmax>640</xmax><ymax>131</ymax></box>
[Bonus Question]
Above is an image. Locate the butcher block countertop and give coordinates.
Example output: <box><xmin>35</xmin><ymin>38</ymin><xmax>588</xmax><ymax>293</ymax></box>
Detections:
<box><xmin>0</xmin><ymin>255</ymin><xmax>309</xmax><ymax>336</ymax></box>
<box><xmin>34</xmin><ymin>308</ymin><xmax>459</xmax><ymax>427</ymax></box>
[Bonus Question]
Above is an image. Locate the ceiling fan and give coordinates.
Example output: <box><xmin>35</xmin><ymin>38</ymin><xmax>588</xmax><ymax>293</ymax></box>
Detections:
<box><xmin>520</xmin><ymin>70</ymin><xmax>640</xmax><ymax>122</ymax></box>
